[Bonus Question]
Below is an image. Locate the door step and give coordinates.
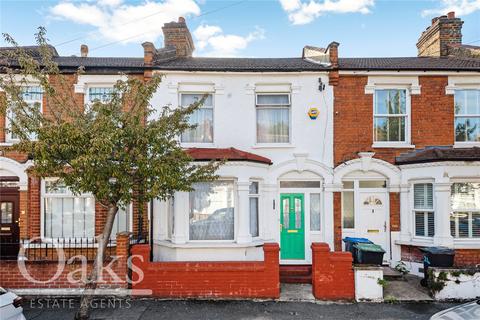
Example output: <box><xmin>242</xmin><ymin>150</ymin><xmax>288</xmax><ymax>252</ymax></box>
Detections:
<box><xmin>382</xmin><ymin>267</ymin><xmax>404</xmax><ymax>280</ymax></box>
<box><xmin>280</xmin><ymin>265</ymin><xmax>312</xmax><ymax>284</ymax></box>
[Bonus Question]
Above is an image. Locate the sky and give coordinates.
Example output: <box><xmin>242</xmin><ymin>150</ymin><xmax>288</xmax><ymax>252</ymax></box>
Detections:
<box><xmin>1</xmin><ymin>0</ymin><xmax>479</xmax><ymax>58</ymax></box>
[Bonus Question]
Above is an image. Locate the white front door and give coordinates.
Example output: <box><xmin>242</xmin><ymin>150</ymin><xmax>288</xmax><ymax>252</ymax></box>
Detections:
<box><xmin>358</xmin><ymin>191</ymin><xmax>388</xmax><ymax>256</ymax></box>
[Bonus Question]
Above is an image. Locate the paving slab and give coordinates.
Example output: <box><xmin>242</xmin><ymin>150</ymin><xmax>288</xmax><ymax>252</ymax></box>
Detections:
<box><xmin>279</xmin><ymin>283</ymin><xmax>315</xmax><ymax>302</ymax></box>
<box><xmin>384</xmin><ymin>274</ymin><xmax>433</xmax><ymax>302</ymax></box>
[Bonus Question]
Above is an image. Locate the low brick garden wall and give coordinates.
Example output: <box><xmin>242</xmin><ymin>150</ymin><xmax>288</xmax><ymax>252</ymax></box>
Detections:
<box><xmin>130</xmin><ymin>243</ymin><xmax>280</xmax><ymax>299</ymax></box>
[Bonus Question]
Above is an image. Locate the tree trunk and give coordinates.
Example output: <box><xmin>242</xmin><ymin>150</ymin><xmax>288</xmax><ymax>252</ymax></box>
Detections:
<box><xmin>74</xmin><ymin>204</ymin><xmax>118</xmax><ymax>320</ymax></box>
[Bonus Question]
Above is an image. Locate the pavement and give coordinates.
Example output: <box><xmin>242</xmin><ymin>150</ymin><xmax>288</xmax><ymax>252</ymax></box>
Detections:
<box><xmin>383</xmin><ymin>274</ymin><xmax>434</xmax><ymax>302</ymax></box>
<box><xmin>23</xmin><ymin>298</ymin><xmax>460</xmax><ymax>320</ymax></box>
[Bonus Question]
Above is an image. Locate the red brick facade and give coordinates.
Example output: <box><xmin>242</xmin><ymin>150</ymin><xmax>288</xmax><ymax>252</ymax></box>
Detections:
<box><xmin>401</xmin><ymin>245</ymin><xmax>480</xmax><ymax>267</ymax></box>
<box><xmin>311</xmin><ymin>243</ymin><xmax>354</xmax><ymax>300</ymax></box>
<box><xmin>333</xmin><ymin>192</ymin><xmax>342</xmax><ymax>251</ymax></box>
<box><xmin>389</xmin><ymin>192</ymin><xmax>400</xmax><ymax>232</ymax></box>
<box><xmin>131</xmin><ymin>243</ymin><xmax>280</xmax><ymax>299</ymax></box>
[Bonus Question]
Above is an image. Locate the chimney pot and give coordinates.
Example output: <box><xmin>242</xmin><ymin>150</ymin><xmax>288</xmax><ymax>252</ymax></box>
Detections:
<box><xmin>178</xmin><ymin>17</ymin><xmax>185</xmax><ymax>23</ymax></box>
<box><xmin>80</xmin><ymin>44</ymin><xmax>88</xmax><ymax>57</ymax></box>
<box><xmin>447</xmin><ymin>11</ymin><xmax>455</xmax><ymax>19</ymax></box>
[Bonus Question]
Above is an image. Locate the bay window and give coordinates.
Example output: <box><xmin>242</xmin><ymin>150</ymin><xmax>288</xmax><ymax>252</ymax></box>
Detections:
<box><xmin>189</xmin><ymin>181</ymin><xmax>234</xmax><ymax>240</ymax></box>
<box><xmin>413</xmin><ymin>183</ymin><xmax>434</xmax><ymax>237</ymax></box>
<box><xmin>88</xmin><ymin>87</ymin><xmax>114</xmax><ymax>103</ymax></box>
<box><xmin>43</xmin><ymin>179</ymin><xmax>94</xmax><ymax>239</ymax></box>
<box><xmin>256</xmin><ymin>94</ymin><xmax>290</xmax><ymax>143</ymax></box>
<box><xmin>374</xmin><ymin>89</ymin><xmax>408</xmax><ymax>143</ymax></box>
<box><xmin>7</xmin><ymin>86</ymin><xmax>43</xmax><ymax>141</ymax></box>
<box><xmin>454</xmin><ymin>90</ymin><xmax>480</xmax><ymax>143</ymax></box>
<box><xmin>249</xmin><ymin>182</ymin><xmax>259</xmax><ymax>237</ymax></box>
<box><xmin>451</xmin><ymin>182</ymin><xmax>480</xmax><ymax>238</ymax></box>
<box><xmin>180</xmin><ymin>93</ymin><xmax>214</xmax><ymax>143</ymax></box>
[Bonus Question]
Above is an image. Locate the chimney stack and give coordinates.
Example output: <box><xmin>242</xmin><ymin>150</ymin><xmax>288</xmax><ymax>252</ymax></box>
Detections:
<box><xmin>417</xmin><ymin>12</ymin><xmax>463</xmax><ymax>57</ymax></box>
<box><xmin>327</xmin><ymin>42</ymin><xmax>340</xmax><ymax>86</ymax></box>
<box><xmin>80</xmin><ymin>44</ymin><xmax>88</xmax><ymax>57</ymax></box>
<box><xmin>162</xmin><ymin>17</ymin><xmax>194</xmax><ymax>58</ymax></box>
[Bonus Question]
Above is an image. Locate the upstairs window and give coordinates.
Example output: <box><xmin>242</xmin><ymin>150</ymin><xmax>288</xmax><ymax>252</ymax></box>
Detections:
<box><xmin>7</xmin><ymin>86</ymin><xmax>43</xmax><ymax>141</ymax></box>
<box><xmin>180</xmin><ymin>93</ymin><xmax>214</xmax><ymax>143</ymax></box>
<box><xmin>413</xmin><ymin>183</ymin><xmax>434</xmax><ymax>237</ymax></box>
<box><xmin>87</xmin><ymin>87</ymin><xmax>114</xmax><ymax>104</ymax></box>
<box><xmin>373</xmin><ymin>89</ymin><xmax>408</xmax><ymax>143</ymax></box>
<box><xmin>454</xmin><ymin>90</ymin><xmax>480</xmax><ymax>143</ymax></box>
<box><xmin>256</xmin><ymin>94</ymin><xmax>290</xmax><ymax>143</ymax></box>
<box><xmin>451</xmin><ymin>182</ymin><xmax>480</xmax><ymax>238</ymax></box>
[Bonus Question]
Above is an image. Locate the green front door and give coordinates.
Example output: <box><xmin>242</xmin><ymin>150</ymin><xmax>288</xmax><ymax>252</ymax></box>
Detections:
<box><xmin>280</xmin><ymin>193</ymin><xmax>305</xmax><ymax>260</ymax></box>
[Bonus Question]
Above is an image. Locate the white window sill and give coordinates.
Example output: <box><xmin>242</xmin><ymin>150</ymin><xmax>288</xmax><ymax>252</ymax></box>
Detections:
<box><xmin>0</xmin><ymin>142</ymin><xmax>15</xmax><ymax>147</ymax></box>
<box><xmin>453</xmin><ymin>239</ymin><xmax>480</xmax><ymax>249</ymax></box>
<box><xmin>154</xmin><ymin>239</ymin><xmax>265</xmax><ymax>248</ymax></box>
<box><xmin>372</xmin><ymin>143</ymin><xmax>415</xmax><ymax>149</ymax></box>
<box><xmin>251</xmin><ymin>143</ymin><xmax>294</xmax><ymax>149</ymax></box>
<box><xmin>453</xmin><ymin>142</ymin><xmax>480</xmax><ymax>148</ymax></box>
<box><xmin>395</xmin><ymin>238</ymin><xmax>434</xmax><ymax>247</ymax></box>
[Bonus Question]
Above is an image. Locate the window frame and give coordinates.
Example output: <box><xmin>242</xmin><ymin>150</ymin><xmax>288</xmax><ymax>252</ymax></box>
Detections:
<box><xmin>255</xmin><ymin>92</ymin><xmax>292</xmax><ymax>145</ymax></box>
<box><xmin>450</xmin><ymin>181</ymin><xmax>480</xmax><ymax>239</ymax></box>
<box><xmin>40</xmin><ymin>178</ymin><xmax>96</xmax><ymax>241</ymax></box>
<box><xmin>5</xmin><ymin>85</ymin><xmax>43</xmax><ymax>143</ymax></box>
<box><xmin>412</xmin><ymin>183</ymin><xmax>435</xmax><ymax>239</ymax></box>
<box><xmin>453</xmin><ymin>89</ymin><xmax>480</xmax><ymax>145</ymax></box>
<box><xmin>179</xmin><ymin>92</ymin><xmax>215</xmax><ymax>145</ymax></box>
<box><xmin>372</xmin><ymin>87</ymin><xmax>412</xmax><ymax>147</ymax></box>
<box><xmin>187</xmin><ymin>180</ymin><xmax>236</xmax><ymax>242</ymax></box>
<box><xmin>249</xmin><ymin>181</ymin><xmax>260</xmax><ymax>238</ymax></box>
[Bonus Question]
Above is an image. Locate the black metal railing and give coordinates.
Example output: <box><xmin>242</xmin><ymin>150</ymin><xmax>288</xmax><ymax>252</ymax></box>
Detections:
<box><xmin>0</xmin><ymin>237</ymin><xmax>141</xmax><ymax>262</ymax></box>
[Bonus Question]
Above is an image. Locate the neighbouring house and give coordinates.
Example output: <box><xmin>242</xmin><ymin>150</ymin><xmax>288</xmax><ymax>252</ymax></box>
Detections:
<box><xmin>0</xmin><ymin>12</ymin><xmax>479</xmax><ymax>297</ymax></box>
<box><xmin>333</xmin><ymin>11</ymin><xmax>480</xmax><ymax>274</ymax></box>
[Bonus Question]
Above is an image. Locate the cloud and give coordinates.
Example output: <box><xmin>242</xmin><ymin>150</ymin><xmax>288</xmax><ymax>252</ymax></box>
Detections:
<box><xmin>279</xmin><ymin>0</ymin><xmax>375</xmax><ymax>25</ymax></box>
<box><xmin>49</xmin><ymin>0</ymin><xmax>201</xmax><ymax>44</ymax></box>
<box><xmin>193</xmin><ymin>24</ymin><xmax>265</xmax><ymax>57</ymax></box>
<box><xmin>421</xmin><ymin>0</ymin><xmax>480</xmax><ymax>17</ymax></box>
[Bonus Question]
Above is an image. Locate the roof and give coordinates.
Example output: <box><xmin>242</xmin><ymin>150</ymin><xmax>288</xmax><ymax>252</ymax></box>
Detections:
<box><xmin>338</xmin><ymin>57</ymin><xmax>480</xmax><ymax>71</ymax></box>
<box><xmin>153</xmin><ymin>57</ymin><xmax>330</xmax><ymax>72</ymax></box>
<box><xmin>395</xmin><ymin>146</ymin><xmax>480</xmax><ymax>165</ymax></box>
<box><xmin>186</xmin><ymin>147</ymin><xmax>272</xmax><ymax>164</ymax></box>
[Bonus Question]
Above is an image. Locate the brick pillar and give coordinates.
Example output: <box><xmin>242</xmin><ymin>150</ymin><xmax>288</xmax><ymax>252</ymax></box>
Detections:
<box><xmin>19</xmin><ymin>190</ymin><xmax>28</xmax><ymax>239</ymax></box>
<box><xmin>27</xmin><ymin>175</ymin><xmax>41</xmax><ymax>238</ymax></box>
<box><xmin>263</xmin><ymin>243</ymin><xmax>280</xmax><ymax>298</ymax></box>
<box><xmin>389</xmin><ymin>192</ymin><xmax>400</xmax><ymax>231</ymax></box>
<box><xmin>116</xmin><ymin>232</ymin><xmax>131</xmax><ymax>285</ymax></box>
<box><xmin>333</xmin><ymin>192</ymin><xmax>342</xmax><ymax>251</ymax></box>
<box><xmin>311</xmin><ymin>242</ymin><xmax>331</xmax><ymax>299</ymax></box>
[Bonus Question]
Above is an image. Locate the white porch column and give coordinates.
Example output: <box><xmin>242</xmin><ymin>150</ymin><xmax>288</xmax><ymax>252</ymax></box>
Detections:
<box><xmin>237</xmin><ymin>181</ymin><xmax>252</xmax><ymax>244</ymax></box>
<box><xmin>172</xmin><ymin>191</ymin><xmax>188</xmax><ymax>244</ymax></box>
<box><xmin>399</xmin><ymin>184</ymin><xmax>412</xmax><ymax>242</ymax></box>
<box><xmin>433</xmin><ymin>181</ymin><xmax>454</xmax><ymax>247</ymax></box>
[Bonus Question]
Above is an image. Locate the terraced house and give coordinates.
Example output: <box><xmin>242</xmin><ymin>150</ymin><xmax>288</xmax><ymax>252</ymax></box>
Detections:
<box><xmin>0</xmin><ymin>12</ymin><xmax>479</xmax><ymax>299</ymax></box>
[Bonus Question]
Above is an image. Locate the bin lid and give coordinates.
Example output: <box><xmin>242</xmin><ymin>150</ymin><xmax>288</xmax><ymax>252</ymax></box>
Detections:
<box><xmin>353</xmin><ymin>243</ymin><xmax>386</xmax><ymax>253</ymax></box>
<box><xmin>419</xmin><ymin>246</ymin><xmax>455</xmax><ymax>255</ymax></box>
<box><xmin>343</xmin><ymin>237</ymin><xmax>372</xmax><ymax>244</ymax></box>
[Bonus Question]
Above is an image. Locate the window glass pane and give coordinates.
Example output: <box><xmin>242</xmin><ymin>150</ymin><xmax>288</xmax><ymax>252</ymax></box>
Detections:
<box><xmin>181</xmin><ymin>93</ymin><xmax>213</xmax><ymax>107</ymax></box>
<box><xmin>22</xmin><ymin>86</ymin><xmax>43</xmax><ymax>101</ymax></box>
<box><xmin>257</xmin><ymin>94</ymin><xmax>289</xmax><ymax>105</ymax></box>
<box><xmin>466</xmin><ymin>118</ymin><xmax>480</xmax><ymax>142</ymax></box>
<box><xmin>282</xmin><ymin>198</ymin><xmax>290</xmax><ymax>229</ymax></box>
<box><xmin>295</xmin><ymin>198</ymin><xmax>302</xmax><ymax>229</ymax></box>
<box><xmin>342</xmin><ymin>191</ymin><xmax>354</xmax><ymax>228</ymax></box>
<box><xmin>45</xmin><ymin>180</ymin><xmax>68</xmax><ymax>194</ymax></box>
<box><xmin>415</xmin><ymin>212</ymin><xmax>425</xmax><ymax>237</ymax></box>
<box><xmin>45</xmin><ymin>198</ymin><xmax>63</xmax><ymax>238</ymax></box>
<box><xmin>257</xmin><ymin>108</ymin><xmax>289</xmax><ymax>143</ymax></box>
<box><xmin>310</xmin><ymin>193</ymin><xmax>321</xmax><ymax>231</ymax></box>
<box><xmin>181</xmin><ymin>108</ymin><xmax>213</xmax><ymax>143</ymax></box>
<box><xmin>84</xmin><ymin>198</ymin><xmax>95</xmax><ymax>238</ymax></box>
<box><xmin>88</xmin><ymin>87</ymin><xmax>113</xmax><ymax>103</ymax></box>
<box><xmin>374</xmin><ymin>117</ymin><xmax>406</xmax><ymax>142</ymax></box>
<box><xmin>375</xmin><ymin>90</ymin><xmax>406</xmax><ymax>115</ymax></box>
<box><xmin>279</xmin><ymin>181</ymin><xmax>321</xmax><ymax>188</ymax></box>
<box><xmin>414</xmin><ymin>183</ymin><xmax>433</xmax><ymax>209</ymax></box>
<box><xmin>473</xmin><ymin>213</ymin><xmax>480</xmax><ymax>238</ymax></box>
<box><xmin>359</xmin><ymin>180</ymin><xmax>386</xmax><ymax>188</ymax></box>
<box><xmin>249</xmin><ymin>197</ymin><xmax>259</xmax><ymax>237</ymax></box>
<box><xmin>249</xmin><ymin>182</ymin><xmax>259</xmax><ymax>194</ymax></box>
<box><xmin>189</xmin><ymin>181</ymin><xmax>234</xmax><ymax>240</ymax></box>
<box><xmin>167</xmin><ymin>198</ymin><xmax>175</xmax><ymax>239</ymax></box>
<box><xmin>451</xmin><ymin>183</ymin><xmax>480</xmax><ymax>210</ymax></box>
<box><xmin>0</xmin><ymin>202</ymin><xmax>13</xmax><ymax>223</ymax></box>
<box><xmin>455</xmin><ymin>117</ymin><xmax>467</xmax><ymax>141</ymax></box>
<box><xmin>455</xmin><ymin>90</ymin><xmax>467</xmax><ymax>115</ymax></box>
<box><xmin>465</xmin><ymin>90</ymin><xmax>479</xmax><ymax>114</ymax></box>
<box><xmin>62</xmin><ymin>198</ymin><xmax>74</xmax><ymax>238</ymax></box>
<box><xmin>342</xmin><ymin>181</ymin><xmax>354</xmax><ymax>189</ymax></box>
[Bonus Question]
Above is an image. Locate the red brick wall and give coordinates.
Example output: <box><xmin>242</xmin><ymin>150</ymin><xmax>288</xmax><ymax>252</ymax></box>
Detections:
<box><xmin>27</xmin><ymin>175</ymin><xmax>41</xmax><ymax>238</ymax></box>
<box><xmin>131</xmin><ymin>243</ymin><xmax>280</xmax><ymax>299</ymax></box>
<box><xmin>333</xmin><ymin>192</ymin><xmax>342</xmax><ymax>251</ymax></box>
<box><xmin>401</xmin><ymin>245</ymin><xmax>480</xmax><ymax>267</ymax></box>
<box><xmin>19</xmin><ymin>190</ymin><xmax>28</xmax><ymax>239</ymax></box>
<box><xmin>390</xmin><ymin>192</ymin><xmax>400</xmax><ymax>232</ymax></box>
<box><xmin>0</xmin><ymin>233</ymin><xmax>130</xmax><ymax>289</ymax></box>
<box><xmin>334</xmin><ymin>75</ymin><xmax>454</xmax><ymax>166</ymax></box>
<box><xmin>311</xmin><ymin>243</ymin><xmax>354</xmax><ymax>300</ymax></box>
